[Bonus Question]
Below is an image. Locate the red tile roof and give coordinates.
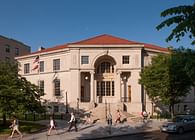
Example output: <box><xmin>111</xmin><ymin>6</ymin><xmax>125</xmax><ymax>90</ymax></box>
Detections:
<box><xmin>70</xmin><ymin>34</ymin><xmax>141</xmax><ymax>45</ymax></box>
<box><xmin>23</xmin><ymin>34</ymin><xmax>168</xmax><ymax>56</ymax></box>
<box><xmin>29</xmin><ymin>44</ymin><xmax>68</xmax><ymax>55</ymax></box>
<box><xmin>70</xmin><ymin>34</ymin><xmax>169</xmax><ymax>52</ymax></box>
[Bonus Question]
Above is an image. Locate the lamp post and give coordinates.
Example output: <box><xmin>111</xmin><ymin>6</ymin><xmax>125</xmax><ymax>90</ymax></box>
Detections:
<box><xmin>77</xmin><ymin>98</ymin><xmax>79</xmax><ymax>116</ymax></box>
<box><xmin>65</xmin><ymin>91</ymin><xmax>69</xmax><ymax>113</ymax></box>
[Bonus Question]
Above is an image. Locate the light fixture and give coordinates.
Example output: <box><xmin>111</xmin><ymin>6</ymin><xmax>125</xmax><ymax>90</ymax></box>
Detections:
<box><xmin>85</xmin><ymin>76</ymin><xmax>89</xmax><ymax>80</ymax></box>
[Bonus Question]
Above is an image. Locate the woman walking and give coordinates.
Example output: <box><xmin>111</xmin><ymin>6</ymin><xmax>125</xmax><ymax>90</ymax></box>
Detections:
<box><xmin>47</xmin><ymin>116</ymin><xmax>57</xmax><ymax>136</ymax></box>
<box><xmin>9</xmin><ymin>116</ymin><xmax>23</xmax><ymax>138</ymax></box>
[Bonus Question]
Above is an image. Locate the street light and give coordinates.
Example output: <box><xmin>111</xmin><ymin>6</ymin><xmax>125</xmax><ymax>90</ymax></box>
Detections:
<box><xmin>65</xmin><ymin>91</ymin><xmax>69</xmax><ymax>113</ymax></box>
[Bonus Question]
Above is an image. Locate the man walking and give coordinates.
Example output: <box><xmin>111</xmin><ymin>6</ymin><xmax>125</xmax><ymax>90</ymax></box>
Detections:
<box><xmin>67</xmin><ymin>112</ymin><xmax>78</xmax><ymax>132</ymax></box>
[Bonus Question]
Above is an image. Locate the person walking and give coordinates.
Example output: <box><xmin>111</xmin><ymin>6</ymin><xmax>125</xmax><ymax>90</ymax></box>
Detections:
<box><xmin>47</xmin><ymin>116</ymin><xmax>57</xmax><ymax>136</ymax></box>
<box><xmin>85</xmin><ymin>111</ymin><xmax>92</xmax><ymax>124</ymax></box>
<box><xmin>115</xmin><ymin>110</ymin><xmax>121</xmax><ymax>124</ymax></box>
<box><xmin>9</xmin><ymin>116</ymin><xmax>23</xmax><ymax>138</ymax></box>
<box><xmin>67</xmin><ymin>112</ymin><xmax>78</xmax><ymax>132</ymax></box>
<box><xmin>141</xmin><ymin>110</ymin><xmax>148</xmax><ymax>123</ymax></box>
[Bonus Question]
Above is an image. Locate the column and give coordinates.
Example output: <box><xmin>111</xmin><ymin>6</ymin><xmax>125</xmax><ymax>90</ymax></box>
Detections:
<box><xmin>116</xmin><ymin>71</ymin><xmax>121</xmax><ymax>102</ymax></box>
<box><xmin>90</xmin><ymin>71</ymin><xmax>95</xmax><ymax>102</ymax></box>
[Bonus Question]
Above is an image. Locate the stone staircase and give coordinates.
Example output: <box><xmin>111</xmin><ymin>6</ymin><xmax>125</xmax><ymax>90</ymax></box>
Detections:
<box><xmin>81</xmin><ymin>103</ymin><xmax>142</xmax><ymax>123</ymax></box>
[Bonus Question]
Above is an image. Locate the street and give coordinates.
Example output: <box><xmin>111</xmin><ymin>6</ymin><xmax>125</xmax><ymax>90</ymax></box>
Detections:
<box><xmin>99</xmin><ymin>130</ymin><xmax>195</xmax><ymax>140</ymax></box>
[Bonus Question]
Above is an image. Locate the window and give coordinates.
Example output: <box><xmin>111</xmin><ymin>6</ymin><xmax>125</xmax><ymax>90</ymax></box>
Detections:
<box><xmin>53</xmin><ymin>59</ymin><xmax>60</xmax><ymax>71</ymax></box>
<box><xmin>97</xmin><ymin>81</ymin><xmax>101</xmax><ymax>96</ymax></box>
<box><xmin>5</xmin><ymin>44</ymin><xmax>10</xmax><ymax>53</ymax></box>
<box><xmin>39</xmin><ymin>61</ymin><xmax>44</xmax><ymax>72</ymax></box>
<box><xmin>54</xmin><ymin>79</ymin><xmax>60</xmax><ymax>96</ymax></box>
<box><xmin>39</xmin><ymin>80</ymin><xmax>44</xmax><ymax>93</ymax></box>
<box><xmin>101</xmin><ymin>82</ymin><xmax>105</xmax><ymax>96</ymax></box>
<box><xmin>112</xmin><ymin>81</ymin><xmax>115</xmax><ymax>96</ymax></box>
<box><xmin>24</xmin><ymin>63</ymin><xmax>30</xmax><ymax>74</ymax></box>
<box><xmin>81</xmin><ymin>56</ymin><xmax>89</xmax><ymax>64</ymax></box>
<box><xmin>96</xmin><ymin>81</ymin><xmax>114</xmax><ymax>96</ymax></box>
<box><xmin>122</xmin><ymin>56</ymin><xmax>130</xmax><ymax>64</ymax></box>
<box><xmin>54</xmin><ymin>106</ymin><xmax>59</xmax><ymax>112</ymax></box>
<box><xmin>15</xmin><ymin>48</ymin><xmax>19</xmax><ymax>56</ymax></box>
<box><xmin>97</xmin><ymin>62</ymin><xmax>114</xmax><ymax>74</ymax></box>
<box><xmin>106</xmin><ymin>81</ymin><xmax>110</xmax><ymax>96</ymax></box>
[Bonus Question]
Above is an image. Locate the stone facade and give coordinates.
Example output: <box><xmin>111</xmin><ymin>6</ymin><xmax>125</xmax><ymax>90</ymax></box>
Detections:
<box><xmin>16</xmin><ymin>34</ymin><xmax>195</xmax><ymax>115</ymax></box>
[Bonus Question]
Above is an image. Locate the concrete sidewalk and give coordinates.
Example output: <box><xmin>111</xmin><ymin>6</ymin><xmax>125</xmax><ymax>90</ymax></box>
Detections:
<box><xmin>1</xmin><ymin>119</ymin><xmax>166</xmax><ymax>140</ymax></box>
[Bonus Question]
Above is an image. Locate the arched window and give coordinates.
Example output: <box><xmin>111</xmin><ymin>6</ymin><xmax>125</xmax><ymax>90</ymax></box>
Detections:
<box><xmin>96</xmin><ymin>62</ymin><xmax>114</xmax><ymax>74</ymax></box>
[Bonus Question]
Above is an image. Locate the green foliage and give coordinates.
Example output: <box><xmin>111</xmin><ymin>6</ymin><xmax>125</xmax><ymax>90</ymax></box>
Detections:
<box><xmin>139</xmin><ymin>48</ymin><xmax>194</xmax><ymax>111</ymax></box>
<box><xmin>0</xmin><ymin>61</ymin><xmax>45</xmax><ymax>116</ymax></box>
<box><xmin>156</xmin><ymin>3</ymin><xmax>195</xmax><ymax>45</ymax></box>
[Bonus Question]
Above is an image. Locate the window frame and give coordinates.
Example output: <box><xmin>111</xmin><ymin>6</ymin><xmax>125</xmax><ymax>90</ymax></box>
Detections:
<box><xmin>122</xmin><ymin>55</ymin><xmax>130</xmax><ymax>64</ymax></box>
<box><xmin>15</xmin><ymin>47</ymin><xmax>19</xmax><ymax>56</ymax></box>
<box><xmin>53</xmin><ymin>59</ymin><xmax>60</xmax><ymax>71</ymax></box>
<box><xmin>5</xmin><ymin>44</ymin><xmax>10</xmax><ymax>53</ymax></box>
<box><xmin>39</xmin><ymin>80</ymin><xmax>44</xmax><ymax>93</ymax></box>
<box><xmin>39</xmin><ymin>61</ymin><xmax>44</xmax><ymax>72</ymax></box>
<box><xmin>54</xmin><ymin>79</ymin><xmax>61</xmax><ymax>96</ymax></box>
<box><xmin>81</xmin><ymin>56</ymin><xmax>89</xmax><ymax>64</ymax></box>
<box><xmin>24</xmin><ymin>63</ymin><xmax>30</xmax><ymax>74</ymax></box>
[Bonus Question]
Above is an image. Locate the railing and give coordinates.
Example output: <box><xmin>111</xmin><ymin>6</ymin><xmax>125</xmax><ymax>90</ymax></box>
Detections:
<box><xmin>121</xmin><ymin>97</ymin><xmax>131</xmax><ymax>102</ymax></box>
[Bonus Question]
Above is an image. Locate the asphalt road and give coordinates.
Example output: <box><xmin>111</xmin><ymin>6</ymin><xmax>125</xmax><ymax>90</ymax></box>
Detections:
<box><xmin>99</xmin><ymin>130</ymin><xmax>195</xmax><ymax>140</ymax></box>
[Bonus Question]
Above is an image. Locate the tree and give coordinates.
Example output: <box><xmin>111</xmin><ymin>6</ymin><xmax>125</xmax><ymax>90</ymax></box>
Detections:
<box><xmin>0</xmin><ymin>61</ymin><xmax>45</xmax><ymax>125</ymax></box>
<box><xmin>139</xmin><ymin>49</ymin><xmax>194</xmax><ymax>118</ymax></box>
<box><xmin>156</xmin><ymin>2</ymin><xmax>195</xmax><ymax>45</ymax></box>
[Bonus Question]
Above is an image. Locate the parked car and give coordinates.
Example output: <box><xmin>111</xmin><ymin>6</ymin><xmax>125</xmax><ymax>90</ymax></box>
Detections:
<box><xmin>160</xmin><ymin>115</ymin><xmax>195</xmax><ymax>134</ymax></box>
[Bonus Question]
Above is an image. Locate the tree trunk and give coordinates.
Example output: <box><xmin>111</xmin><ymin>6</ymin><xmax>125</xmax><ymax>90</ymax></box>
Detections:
<box><xmin>3</xmin><ymin>113</ymin><xmax>6</xmax><ymax>125</ymax></box>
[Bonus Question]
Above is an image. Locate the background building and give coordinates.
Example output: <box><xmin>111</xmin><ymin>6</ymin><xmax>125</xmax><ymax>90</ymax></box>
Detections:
<box><xmin>16</xmin><ymin>34</ymin><xmax>193</xmax><ymax>117</ymax></box>
<box><xmin>0</xmin><ymin>35</ymin><xmax>30</xmax><ymax>61</ymax></box>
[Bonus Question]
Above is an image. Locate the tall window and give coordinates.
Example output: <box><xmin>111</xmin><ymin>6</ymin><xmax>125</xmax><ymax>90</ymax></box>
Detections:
<box><xmin>15</xmin><ymin>48</ymin><xmax>19</xmax><ymax>56</ymax></box>
<box><xmin>39</xmin><ymin>61</ymin><xmax>44</xmax><ymax>72</ymax></box>
<box><xmin>54</xmin><ymin>79</ymin><xmax>60</xmax><ymax>96</ymax></box>
<box><xmin>24</xmin><ymin>63</ymin><xmax>30</xmax><ymax>74</ymax></box>
<box><xmin>96</xmin><ymin>81</ymin><xmax>114</xmax><ymax>96</ymax></box>
<box><xmin>122</xmin><ymin>56</ymin><xmax>130</xmax><ymax>64</ymax></box>
<box><xmin>53</xmin><ymin>59</ymin><xmax>60</xmax><ymax>71</ymax></box>
<box><xmin>39</xmin><ymin>80</ymin><xmax>44</xmax><ymax>93</ymax></box>
<box><xmin>81</xmin><ymin>56</ymin><xmax>89</xmax><ymax>64</ymax></box>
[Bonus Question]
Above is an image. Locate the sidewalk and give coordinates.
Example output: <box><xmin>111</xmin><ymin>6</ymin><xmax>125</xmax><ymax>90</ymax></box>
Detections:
<box><xmin>1</xmin><ymin>119</ymin><xmax>166</xmax><ymax>140</ymax></box>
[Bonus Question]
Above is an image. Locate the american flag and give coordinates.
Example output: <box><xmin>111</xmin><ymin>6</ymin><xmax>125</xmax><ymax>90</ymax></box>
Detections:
<box><xmin>32</xmin><ymin>55</ymin><xmax>39</xmax><ymax>71</ymax></box>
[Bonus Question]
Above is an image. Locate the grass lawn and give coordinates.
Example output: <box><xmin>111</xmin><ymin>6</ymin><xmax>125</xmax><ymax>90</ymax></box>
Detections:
<box><xmin>0</xmin><ymin>121</ymin><xmax>46</xmax><ymax>135</ymax></box>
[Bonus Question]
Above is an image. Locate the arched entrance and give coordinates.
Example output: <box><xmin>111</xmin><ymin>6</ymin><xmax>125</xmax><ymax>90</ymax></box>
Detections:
<box><xmin>94</xmin><ymin>55</ymin><xmax>116</xmax><ymax>103</ymax></box>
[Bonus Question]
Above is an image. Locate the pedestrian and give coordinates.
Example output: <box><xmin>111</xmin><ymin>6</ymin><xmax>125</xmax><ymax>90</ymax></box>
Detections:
<box><xmin>142</xmin><ymin>110</ymin><xmax>148</xmax><ymax>123</ymax></box>
<box><xmin>47</xmin><ymin>116</ymin><xmax>57</xmax><ymax>136</ymax></box>
<box><xmin>107</xmin><ymin>113</ymin><xmax>112</xmax><ymax>126</ymax></box>
<box><xmin>9</xmin><ymin>116</ymin><xmax>23</xmax><ymax>138</ymax></box>
<box><xmin>85</xmin><ymin>111</ymin><xmax>92</xmax><ymax>124</ymax></box>
<box><xmin>115</xmin><ymin>110</ymin><xmax>121</xmax><ymax>124</ymax></box>
<box><xmin>67</xmin><ymin>112</ymin><xmax>78</xmax><ymax>132</ymax></box>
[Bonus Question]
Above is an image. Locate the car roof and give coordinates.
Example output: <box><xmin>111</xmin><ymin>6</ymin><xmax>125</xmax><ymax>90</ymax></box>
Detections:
<box><xmin>175</xmin><ymin>115</ymin><xmax>195</xmax><ymax>118</ymax></box>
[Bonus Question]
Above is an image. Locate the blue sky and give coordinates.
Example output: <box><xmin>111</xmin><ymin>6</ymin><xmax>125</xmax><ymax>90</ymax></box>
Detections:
<box><xmin>0</xmin><ymin>0</ymin><xmax>194</xmax><ymax>52</ymax></box>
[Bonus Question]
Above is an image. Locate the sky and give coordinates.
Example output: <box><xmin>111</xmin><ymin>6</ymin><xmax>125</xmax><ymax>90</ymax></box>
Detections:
<box><xmin>0</xmin><ymin>0</ymin><xmax>194</xmax><ymax>52</ymax></box>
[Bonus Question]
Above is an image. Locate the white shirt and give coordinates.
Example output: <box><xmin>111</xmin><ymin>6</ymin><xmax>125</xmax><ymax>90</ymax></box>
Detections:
<box><xmin>69</xmin><ymin>114</ymin><xmax>75</xmax><ymax>123</ymax></box>
<box><xmin>50</xmin><ymin>120</ymin><xmax>54</xmax><ymax>127</ymax></box>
